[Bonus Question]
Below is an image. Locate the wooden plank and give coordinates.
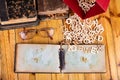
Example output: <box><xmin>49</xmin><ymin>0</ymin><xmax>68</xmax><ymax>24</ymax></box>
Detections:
<box><xmin>101</xmin><ymin>47</ymin><xmax>111</xmax><ymax>80</ymax></box>
<box><xmin>0</xmin><ymin>50</ymin><xmax>1</xmax><ymax>80</ymax></box>
<box><xmin>100</xmin><ymin>17</ymin><xmax>118</xmax><ymax>80</ymax></box>
<box><xmin>109</xmin><ymin>0</ymin><xmax>117</xmax><ymax>16</ymax></box>
<box><xmin>0</xmin><ymin>30</ymin><xmax>18</xmax><ymax>80</ymax></box>
<box><xmin>47</xmin><ymin>20</ymin><xmax>60</xmax><ymax>80</ymax></box>
<box><xmin>64</xmin><ymin>14</ymin><xmax>84</xmax><ymax>80</ymax></box>
<box><xmin>98</xmin><ymin>15</ymin><xmax>111</xmax><ymax>80</ymax></box>
<box><xmin>36</xmin><ymin>74</ymin><xmax>52</xmax><ymax>80</ymax></box>
<box><xmin>35</xmin><ymin>20</ymin><xmax>51</xmax><ymax>80</ymax></box>
<box><xmin>48</xmin><ymin>19</ymin><xmax>63</xmax><ymax>43</ymax></box>
<box><xmin>84</xmin><ymin>15</ymin><xmax>106</xmax><ymax>80</ymax></box>
<box><xmin>48</xmin><ymin>19</ymin><xmax>69</xmax><ymax>80</ymax></box>
<box><xmin>85</xmin><ymin>74</ymin><xmax>101</xmax><ymax>80</ymax></box>
<box><xmin>68</xmin><ymin>74</ymin><xmax>79</xmax><ymax>80</ymax></box>
<box><xmin>15</xmin><ymin>27</ymin><xmax>28</xmax><ymax>80</ymax></box>
<box><xmin>115</xmin><ymin>0</ymin><xmax>120</xmax><ymax>15</ymax></box>
<box><xmin>78</xmin><ymin>74</ymin><xmax>85</xmax><ymax>80</ymax></box>
<box><xmin>99</xmin><ymin>17</ymin><xmax>111</xmax><ymax>80</ymax></box>
<box><xmin>50</xmin><ymin>20</ymin><xmax>83</xmax><ymax>80</ymax></box>
<box><xmin>15</xmin><ymin>26</ymin><xmax>37</xmax><ymax>80</ymax></box>
<box><xmin>56</xmin><ymin>74</ymin><xmax>68</xmax><ymax>80</ymax></box>
<box><xmin>35</xmin><ymin>21</ymin><xmax>49</xmax><ymax>43</ymax></box>
<box><xmin>110</xmin><ymin>17</ymin><xmax>120</xmax><ymax>37</ymax></box>
<box><xmin>0</xmin><ymin>31</ymin><xmax>9</xmax><ymax>80</ymax></box>
<box><xmin>18</xmin><ymin>74</ymin><xmax>29</xmax><ymax>80</ymax></box>
<box><xmin>111</xmin><ymin>17</ymin><xmax>120</xmax><ymax>80</ymax></box>
<box><xmin>109</xmin><ymin>0</ymin><xmax>120</xmax><ymax>16</ymax></box>
<box><xmin>15</xmin><ymin>25</ymin><xmax>38</xmax><ymax>80</ymax></box>
<box><xmin>29</xmin><ymin>74</ymin><xmax>36</xmax><ymax>80</ymax></box>
<box><xmin>0</xmin><ymin>31</ymin><xmax>8</xmax><ymax>80</ymax></box>
<box><xmin>51</xmin><ymin>74</ymin><xmax>57</xmax><ymax>80</ymax></box>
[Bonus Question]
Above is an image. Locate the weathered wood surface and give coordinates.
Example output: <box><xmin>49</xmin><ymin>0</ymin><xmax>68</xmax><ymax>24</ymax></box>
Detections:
<box><xmin>0</xmin><ymin>0</ymin><xmax>120</xmax><ymax>80</ymax></box>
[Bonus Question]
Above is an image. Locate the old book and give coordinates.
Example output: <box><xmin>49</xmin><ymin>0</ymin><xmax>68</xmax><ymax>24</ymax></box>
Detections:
<box><xmin>15</xmin><ymin>44</ymin><xmax>106</xmax><ymax>73</ymax></box>
<box><xmin>0</xmin><ymin>0</ymin><xmax>37</xmax><ymax>25</ymax></box>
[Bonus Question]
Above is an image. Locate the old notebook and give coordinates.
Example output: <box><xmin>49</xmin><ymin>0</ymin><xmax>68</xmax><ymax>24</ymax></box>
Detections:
<box><xmin>15</xmin><ymin>44</ymin><xmax>106</xmax><ymax>73</ymax></box>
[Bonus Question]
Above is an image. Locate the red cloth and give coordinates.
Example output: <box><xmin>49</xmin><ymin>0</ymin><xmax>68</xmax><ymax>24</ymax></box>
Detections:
<box><xmin>63</xmin><ymin>0</ymin><xmax>110</xmax><ymax>19</ymax></box>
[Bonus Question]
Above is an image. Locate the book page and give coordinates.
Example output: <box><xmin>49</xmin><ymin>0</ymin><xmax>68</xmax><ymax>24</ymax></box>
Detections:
<box><xmin>15</xmin><ymin>44</ymin><xmax>60</xmax><ymax>73</ymax></box>
<box><xmin>63</xmin><ymin>45</ymin><xmax>106</xmax><ymax>73</ymax></box>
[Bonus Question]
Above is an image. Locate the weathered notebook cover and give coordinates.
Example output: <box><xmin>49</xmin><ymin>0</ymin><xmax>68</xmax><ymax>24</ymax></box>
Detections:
<box><xmin>15</xmin><ymin>44</ymin><xmax>106</xmax><ymax>73</ymax></box>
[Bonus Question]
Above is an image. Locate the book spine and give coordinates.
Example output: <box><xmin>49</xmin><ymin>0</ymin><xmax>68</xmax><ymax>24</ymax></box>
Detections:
<box><xmin>59</xmin><ymin>48</ymin><xmax>65</xmax><ymax>72</ymax></box>
<box><xmin>0</xmin><ymin>0</ymin><xmax>8</xmax><ymax>21</ymax></box>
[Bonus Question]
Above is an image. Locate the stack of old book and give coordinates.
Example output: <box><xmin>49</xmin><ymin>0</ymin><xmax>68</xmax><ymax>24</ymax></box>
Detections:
<box><xmin>0</xmin><ymin>0</ymin><xmax>69</xmax><ymax>30</ymax></box>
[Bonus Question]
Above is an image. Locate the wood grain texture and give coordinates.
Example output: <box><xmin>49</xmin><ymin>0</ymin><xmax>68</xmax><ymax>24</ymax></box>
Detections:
<box><xmin>0</xmin><ymin>30</ymin><xmax>18</xmax><ymax>80</ymax></box>
<box><xmin>109</xmin><ymin>0</ymin><xmax>120</xmax><ymax>16</ymax></box>
<box><xmin>0</xmin><ymin>0</ymin><xmax>120</xmax><ymax>80</ymax></box>
<box><xmin>101</xmin><ymin>17</ymin><xmax>118</xmax><ymax>80</ymax></box>
<box><xmin>15</xmin><ymin>24</ymin><xmax>38</xmax><ymax>80</ymax></box>
<box><xmin>35</xmin><ymin>20</ymin><xmax>51</xmax><ymax>80</ymax></box>
<box><xmin>111</xmin><ymin>17</ymin><xmax>120</xmax><ymax>80</ymax></box>
<box><xmin>101</xmin><ymin>24</ymin><xmax>111</xmax><ymax>80</ymax></box>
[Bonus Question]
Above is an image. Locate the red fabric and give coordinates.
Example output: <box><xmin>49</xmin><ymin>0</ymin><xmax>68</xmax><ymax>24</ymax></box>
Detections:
<box><xmin>63</xmin><ymin>0</ymin><xmax>110</xmax><ymax>19</ymax></box>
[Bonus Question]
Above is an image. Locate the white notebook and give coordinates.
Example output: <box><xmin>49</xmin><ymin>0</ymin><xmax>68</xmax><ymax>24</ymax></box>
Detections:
<box><xmin>15</xmin><ymin>44</ymin><xmax>106</xmax><ymax>73</ymax></box>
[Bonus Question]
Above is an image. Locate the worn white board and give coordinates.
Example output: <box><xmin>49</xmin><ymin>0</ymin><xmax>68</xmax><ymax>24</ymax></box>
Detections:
<box><xmin>15</xmin><ymin>44</ymin><xmax>106</xmax><ymax>73</ymax></box>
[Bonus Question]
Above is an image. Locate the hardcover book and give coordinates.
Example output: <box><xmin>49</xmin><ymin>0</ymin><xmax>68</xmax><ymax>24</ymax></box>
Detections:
<box><xmin>0</xmin><ymin>0</ymin><xmax>68</xmax><ymax>30</ymax></box>
<box><xmin>15</xmin><ymin>44</ymin><xmax>106</xmax><ymax>73</ymax></box>
<box><xmin>37</xmin><ymin>0</ymin><xmax>68</xmax><ymax>15</ymax></box>
<box><xmin>0</xmin><ymin>0</ymin><xmax>37</xmax><ymax>25</ymax></box>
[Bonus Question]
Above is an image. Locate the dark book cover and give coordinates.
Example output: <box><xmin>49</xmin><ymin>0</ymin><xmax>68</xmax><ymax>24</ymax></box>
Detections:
<box><xmin>0</xmin><ymin>0</ymin><xmax>39</xmax><ymax>30</ymax></box>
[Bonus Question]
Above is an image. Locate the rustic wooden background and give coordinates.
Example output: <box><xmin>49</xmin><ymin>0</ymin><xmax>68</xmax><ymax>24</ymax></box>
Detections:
<box><xmin>0</xmin><ymin>0</ymin><xmax>120</xmax><ymax>80</ymax></box>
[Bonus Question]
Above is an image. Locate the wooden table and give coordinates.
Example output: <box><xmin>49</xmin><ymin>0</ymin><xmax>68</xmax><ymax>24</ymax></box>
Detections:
<box><xmin>0</xmin><ymin>0</ymin><xmax>120</xmax><ymax>80</ymax></box>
